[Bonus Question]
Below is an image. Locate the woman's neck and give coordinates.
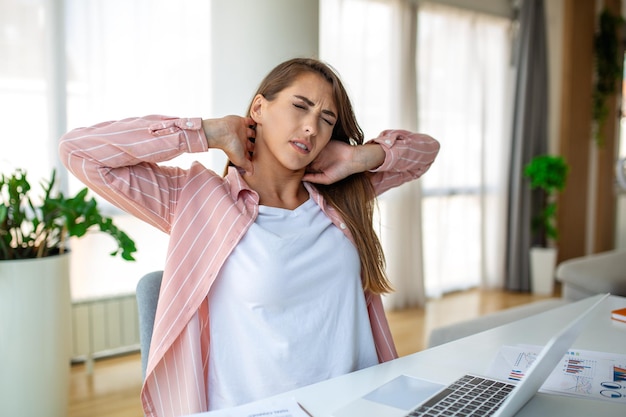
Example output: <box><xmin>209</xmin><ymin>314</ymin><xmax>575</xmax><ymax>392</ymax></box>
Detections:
<box><xmin>242</xmin><ymin>163</ymin><xmax>309</xmax><ymax>210</ymax></box>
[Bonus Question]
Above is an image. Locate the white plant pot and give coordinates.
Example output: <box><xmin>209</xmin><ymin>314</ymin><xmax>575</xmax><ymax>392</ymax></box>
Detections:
<box><xmin>530</xmin><ymin>247</ymin><xmax>557</xmax><ymax>295</ymax></box>
<box><xmin>0</xmin><ymin>253</ymin><xmax>72</xmax><ymax>417</ymax></box>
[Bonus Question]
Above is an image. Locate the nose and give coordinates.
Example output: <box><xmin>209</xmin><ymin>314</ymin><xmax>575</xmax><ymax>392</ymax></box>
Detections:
<box><xmin>303</xmin><ymin>115</ymin><xmax>317</xmax><ymax>136</ymax></box>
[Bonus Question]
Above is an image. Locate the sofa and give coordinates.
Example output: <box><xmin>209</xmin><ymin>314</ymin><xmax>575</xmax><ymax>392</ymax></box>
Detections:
<box><xmin>427</xmin><ymin>249</ymin><xmax>626</xmax><ymax>348</ymax></box>
<box><xmin>555</xmin><ymin>249</ymin><xmax>626</xmax><ymax>301</ymax></box>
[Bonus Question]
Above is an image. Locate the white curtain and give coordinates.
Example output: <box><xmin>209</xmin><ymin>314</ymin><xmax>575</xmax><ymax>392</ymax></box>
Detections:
<box><xmin>0</xmin><ymin>0</ymin><xmax>211</xmax><ymax>300</ymax></box>
<box><xmin>321</xmin><ymin>0</ymin><xmax>426</xmax><ymax>309</ymax></box>
<box><xmin>321</xmin><ymin>0</ymin><xmax>512</xmax><ymax>305</ymax></box>
<box><xmin>418</xmin><ymin>2</ymin><xmax>512</xmax><ymax>297</ymax></box>
<box><xmin>65</xmin><ymin>0</ymin><xmax>213</xmax><ymax>181</ymax></box>
<box><xmin>65</xmin><ymin>0</ymin><xmax>212</xmax><ymax>300</ymax></box>
<box><xmin>1</xmin><ymin>0</ymin><xmax>56</xmax><ymax>184</ymax></box>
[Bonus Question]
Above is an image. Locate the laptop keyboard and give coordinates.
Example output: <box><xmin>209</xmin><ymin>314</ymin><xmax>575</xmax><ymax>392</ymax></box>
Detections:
<box><xmin>404</xmin><ymin>374</ymin><xmax>516</xmax><ymax>416</ymax></box>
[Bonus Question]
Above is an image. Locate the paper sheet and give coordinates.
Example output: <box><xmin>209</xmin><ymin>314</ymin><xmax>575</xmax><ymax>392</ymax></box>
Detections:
<box><xmin>186</xmin><ymin>397</ymin><xmax>312</xmax><ymax>417</ymax></box>
<box><xmin>486</xmin><ymin>345</ymin><xmax>626</xmax><ymax>403</ymax></box>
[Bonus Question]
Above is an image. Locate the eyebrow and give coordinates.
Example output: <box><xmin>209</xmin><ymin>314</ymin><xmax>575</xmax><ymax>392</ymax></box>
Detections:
<box><xmin>294</xmin><ymin>95</ymin><xmax>337</xmax><ymax>119</ymax></box>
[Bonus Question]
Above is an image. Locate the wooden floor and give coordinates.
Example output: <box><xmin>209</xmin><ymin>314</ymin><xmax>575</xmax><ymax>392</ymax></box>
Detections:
<box><xmin>68</xmin><ymin>288</ymin><xmax>556</xmax><ymax>417</ymax></box>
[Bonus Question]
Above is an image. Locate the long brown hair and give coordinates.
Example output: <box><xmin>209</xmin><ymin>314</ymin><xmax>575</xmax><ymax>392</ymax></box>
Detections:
<box><xmin>240</xmin><ymin>58</ymin><xmax>392</xmax><ymax>295</ymax></box>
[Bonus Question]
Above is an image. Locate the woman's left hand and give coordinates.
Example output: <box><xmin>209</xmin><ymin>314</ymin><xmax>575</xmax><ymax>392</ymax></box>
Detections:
<box><xmin>303</xmin><ymin>140</ymin><xmax>385</xmax><ymax>184</ymax></box>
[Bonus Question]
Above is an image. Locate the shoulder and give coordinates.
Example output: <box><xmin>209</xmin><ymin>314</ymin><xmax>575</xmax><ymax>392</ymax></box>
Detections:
<box><xmin>182</xmin><ymin>162</ymin><xmax>231</xmax><ymax>193</ymax></box>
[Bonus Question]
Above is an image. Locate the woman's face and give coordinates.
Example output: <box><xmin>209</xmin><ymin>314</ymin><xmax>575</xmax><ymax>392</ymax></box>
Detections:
<box><xmin>251</xmin><ymin>72</ymin><xmax>338</xmax><ymax>172</ymax></box>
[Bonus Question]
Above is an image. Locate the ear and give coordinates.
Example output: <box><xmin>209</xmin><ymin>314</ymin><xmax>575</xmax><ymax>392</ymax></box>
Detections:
<box><xmin>249</xmin><ymin>94</ymin><xmax>265</xmax><ymax>123</ymax></box>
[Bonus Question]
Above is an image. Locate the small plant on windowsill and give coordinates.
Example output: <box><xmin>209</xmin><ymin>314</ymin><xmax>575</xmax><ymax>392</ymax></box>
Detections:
<box><xmin>523</xmin><ymin>155</ymin><xmax>569</xmax><ymax>248</ymax></box>
<box><xmin>0</xmin><ymin>168</ymin><xmax>137</xmax><ymax>261</ymax></box>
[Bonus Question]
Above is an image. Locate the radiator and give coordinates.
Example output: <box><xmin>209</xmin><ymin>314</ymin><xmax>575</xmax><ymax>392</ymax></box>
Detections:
<box><xmin>71</xmin><ymin>293</ymin><xmax>140</xmax><ymax>373</ymax></box>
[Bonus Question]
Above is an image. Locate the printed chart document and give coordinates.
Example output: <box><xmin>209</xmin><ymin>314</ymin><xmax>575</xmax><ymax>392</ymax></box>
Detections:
<box><xmin>186</xmin><ymin>397</ymin><xmax>312</xmax><ymax>417</ymax></box>
<box><xmin>486</xmin><ymin>345</ymin><xmax>626</xmax><ymax>404</ymax></box>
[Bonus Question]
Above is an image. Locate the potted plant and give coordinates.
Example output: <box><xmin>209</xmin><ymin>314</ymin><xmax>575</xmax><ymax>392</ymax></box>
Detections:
<box><xmin>0</xmin><ymin>169</ymin><xmax>136</xmax><ymax>260</ymax></box>
<box><xmin>523</xmin><ymin>155</ymin><xmax>569</xmax><ymax>295</ymax></box>
<box><xmin>0</xmin><ymin>168</ymin><xmax>137</xmax><ymax>417</ymax></box>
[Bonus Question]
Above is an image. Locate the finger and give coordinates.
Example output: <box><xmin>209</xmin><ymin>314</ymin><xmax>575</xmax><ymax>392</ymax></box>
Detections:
<box><xmin>302</xmin><ymin>172</ymin><xmax>330</xmax><ymax>184</ymax></box>
<box><xmin>240</xmin><ymin>140</ymin><xmax>254</xmax><ymax>159</ymax></box>
<box><xmin>235</xmin><ymin>156</ymin><xmax>254</xmax><ymax>175</ymax></box>
<box><xmin>245</xmin><ymin>138</ymin><xmax>255</xmax><ymax>155</ymax></box>
<box><xmin>302</xmin><ymin>172</ymin><xmax>318</xmax><ymax>182</ymax></box>
<box><xmin>241</xmin><ymin>161</ymin><xmax>254</xmax><ymax>175</ymax></box>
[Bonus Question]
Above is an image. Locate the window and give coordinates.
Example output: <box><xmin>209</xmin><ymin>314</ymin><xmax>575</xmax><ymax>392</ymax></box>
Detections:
<box><xmin>1</xmin><ymin>0</ymin><xmax>212</xmax><ymax>299</ymax></box>
<box><xmin>321</xmin><ymin>0</ymin><xmax>512</xmax><ymax>299</ymax></box>
<box><xmin>417</xmin><ymin>2</ymin><xmax>511</xmax><ymax>296</ymax></box>
<box><xmin>1</xmin><ymin>1</ymin><xmax>53</xmax><ymax>183</ymax></box>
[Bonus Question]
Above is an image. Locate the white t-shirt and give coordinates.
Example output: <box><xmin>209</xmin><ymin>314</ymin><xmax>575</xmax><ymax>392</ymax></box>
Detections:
<box><xmin>207</xmin><ymin>196</ymin><xmax>378</xmax><ymax>410</ymax></box>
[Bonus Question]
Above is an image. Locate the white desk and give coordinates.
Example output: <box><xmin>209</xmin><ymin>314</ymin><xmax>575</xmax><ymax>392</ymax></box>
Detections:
<box><xmin>200</xmin><ymin>294</ymin><xmax>626</xmax><ymax>416</ymax></box>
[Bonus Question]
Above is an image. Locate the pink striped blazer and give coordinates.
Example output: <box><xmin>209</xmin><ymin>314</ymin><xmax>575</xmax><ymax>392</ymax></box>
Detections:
<box><xmin>59</xmin><ymin>115</ymin><xmax>440</xmax><ymax>416</ymax></box>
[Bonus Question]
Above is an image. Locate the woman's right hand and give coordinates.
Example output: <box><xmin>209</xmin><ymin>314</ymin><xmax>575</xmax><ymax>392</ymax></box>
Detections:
<box><xmin>202</xmin><ymin>115</ymin><xmax>256</xmax><ymax>174</ymax></box>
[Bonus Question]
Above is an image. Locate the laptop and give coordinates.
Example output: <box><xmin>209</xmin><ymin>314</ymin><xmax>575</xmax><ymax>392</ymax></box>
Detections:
<box><xmin>333</xmin><ymin>293</ymin><xmax>610</xmax><ymax>417</ymax></box>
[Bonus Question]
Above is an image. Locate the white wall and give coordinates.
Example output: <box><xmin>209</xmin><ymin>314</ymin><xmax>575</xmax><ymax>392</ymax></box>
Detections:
<box><xmin>206</xmin><ymin>0</ymin><xmax>319</xmax><ymax>169</ymax></box>
<box><xmin>210</xmin><ymin>0</ymin><xmax>319</xmax><ymax>117</ymax></box>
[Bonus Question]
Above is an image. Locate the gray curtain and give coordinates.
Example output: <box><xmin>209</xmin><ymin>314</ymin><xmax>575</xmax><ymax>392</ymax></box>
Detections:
<box><xmin>505</xmin><ymin>0</ymin><xmax>548</xmax><ymax>291</ymax></box>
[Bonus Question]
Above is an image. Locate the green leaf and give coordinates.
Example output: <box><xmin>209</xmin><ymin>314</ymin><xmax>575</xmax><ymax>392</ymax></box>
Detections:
<box><xmin>524</xmin><ymin>155</ymin><xmax>569</xmax><ymax>246</ymax></box>
<box><xmin>0</xmin><ymin>168</ymin><xmax>137</xmax><ymax>261</ymax></box>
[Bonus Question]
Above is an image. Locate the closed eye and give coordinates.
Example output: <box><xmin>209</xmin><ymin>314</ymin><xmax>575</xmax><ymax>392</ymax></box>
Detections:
<box><xmin>293</xmin><ymin>97</ymin><xmax>336</xmax><ymax>126</ymax></box>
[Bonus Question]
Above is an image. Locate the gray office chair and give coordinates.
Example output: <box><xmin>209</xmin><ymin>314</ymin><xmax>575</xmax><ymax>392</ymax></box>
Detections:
<box><xmin>136</xmin><ymin>270</ymin><xmax>163</xmax><ymax>379</ymax></box>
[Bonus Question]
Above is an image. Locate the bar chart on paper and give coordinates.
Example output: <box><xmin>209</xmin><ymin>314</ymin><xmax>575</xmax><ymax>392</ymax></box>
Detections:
<box><xmin>507</xmin><ymin>351</ymin><xmax>538</xmax><ymax>382</ymax></box>
<box><xmin>558</xmin><ymin>354</ymin><xmax>597</xmax><ymax>395</ymax></box>
<box><xmin>563</xmin><ymin>357</ymin><xmax>595</xmax><ymax>377</ymax></box>
<box><xmin>487</xmin><ymin>345</ymin><xmax>626</xmax><ymax>404</ymax></box>
<box><xmin>614</xmin><ymin>365</ymin><xmax>626</xmax><ymax>381</ymax></box>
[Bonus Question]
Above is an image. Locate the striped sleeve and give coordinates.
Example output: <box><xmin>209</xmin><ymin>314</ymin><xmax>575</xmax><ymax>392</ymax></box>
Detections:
<box><xmin>368</xmin><ymin>130</ymin><xmax>440</xmax><ymax>196</ymax></box>
<box><xmin>58</xmin><ymin>115</ymin><xmax>208</xmax><ymax>232</ymax></box>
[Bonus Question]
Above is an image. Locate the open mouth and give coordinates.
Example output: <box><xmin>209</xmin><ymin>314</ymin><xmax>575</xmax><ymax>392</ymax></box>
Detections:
<box><xmin>292</xmin><ymin>141</ymin><xmax>310</xmax><ymax>152</ymax></box>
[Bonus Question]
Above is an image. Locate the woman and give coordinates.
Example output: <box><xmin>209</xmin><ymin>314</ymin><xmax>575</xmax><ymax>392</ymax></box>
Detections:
<box><xmin>59</xmin><ymin>58</ymin><xmax>440</xmax><ymax>416</ymax></box>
